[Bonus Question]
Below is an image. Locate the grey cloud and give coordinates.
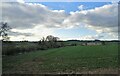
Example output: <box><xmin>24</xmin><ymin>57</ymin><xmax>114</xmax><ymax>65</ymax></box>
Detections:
<box><xmin>9</xmin><ymin>31</ymin><xmax>33</xmax><ymax>36</ymax></box>
<box><xmin>2</xmin><ymin>2</ymin><xmax>68</xmax><ymax>29</ymax></box>
<box><xmin>63</xmin><ymin>3</ymin><xmax>118</xmax><ymax>36</ymax></box>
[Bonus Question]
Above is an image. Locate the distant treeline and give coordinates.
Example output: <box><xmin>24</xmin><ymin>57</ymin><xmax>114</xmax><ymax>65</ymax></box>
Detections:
<box><xmin>2</xmin><ymin>35</ymin><xmax>66</xmax><ymax>55</ymax></box>
<box><xmin>67</xmin><ymin>39</ymin><xmax>120</xmax><ymax>42</ymax></box>
<box><xmin>2</xmin><ymin>36</ymin><xmax>119</xmax><ymax>55</ymax></box>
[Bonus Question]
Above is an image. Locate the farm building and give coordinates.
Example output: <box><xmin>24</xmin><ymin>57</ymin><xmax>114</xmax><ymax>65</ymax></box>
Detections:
<box><xmin>81</xmin><ymin>40</ymin><xmax>102</xmax><ymax>46</ymax></box>
<box><xmin>86</xmin><ymin>42</ymin><xmax>102</xmax><ymax>45</ymax></box>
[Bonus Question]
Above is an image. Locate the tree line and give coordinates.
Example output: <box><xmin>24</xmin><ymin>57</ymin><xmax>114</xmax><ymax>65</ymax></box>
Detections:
<box><xmin>2</xmin><ymin>35</ymin><xmax>65</xmax><ymax>55</ymax></box>
<box><xmin>38</xmin><ymin>35</ymin><xmax>65</xmax><ymax>50</ymax></box>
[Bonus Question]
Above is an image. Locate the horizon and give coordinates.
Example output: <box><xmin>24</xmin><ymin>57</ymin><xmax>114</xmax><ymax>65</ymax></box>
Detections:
<box><xmin>3</xmin><ymin>38</ymin><xmax>119</xmax><ymax>42</ymax></box>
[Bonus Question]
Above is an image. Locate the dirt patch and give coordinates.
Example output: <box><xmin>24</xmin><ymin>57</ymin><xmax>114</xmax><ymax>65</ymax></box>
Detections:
<box><xmin>62</xmin><ymin>68</ymin><xmax>118</xmax><ymax>74</ymax></box>
<box><xmin>32</xmin><ymin>57</ymin><xmax>46</xmax><ymax>63</ymax></box>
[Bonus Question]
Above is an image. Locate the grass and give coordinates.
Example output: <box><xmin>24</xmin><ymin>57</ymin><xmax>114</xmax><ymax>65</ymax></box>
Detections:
<box><xmin>3</xmin><ymin>43</ymin><xmax>118</xmax><ymax>74</ymax></box>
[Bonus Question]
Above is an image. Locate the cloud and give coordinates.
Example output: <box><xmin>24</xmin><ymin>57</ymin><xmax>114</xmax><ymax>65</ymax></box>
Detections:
<box><xmin>66</xmin><ymin>3</ymin><xmax>118</xmax><ymax>37</ymax></box>
<box><xmin>1</xmin><ymin>2</ymin><xmax>67</xmax><ymax>40</ymax></box>
<box><xmin>9</xmin><ymin>25</ymin><xmax>55</xmax><ymax>41</ymax></box>
<box><xmin>79</xmin><ymin>35</ymin><xmax>95</xmax><ymax>40</ymax></box>
<box><xmin>78</xmin><ymin>5</ymin><xmax>84</xmax><ymax>10</ymax></box>
<box><xmin>9</xmin><ymin>31</ymin><xmax>33</xmax><ymax>36</ymax></box>
<box><xmin>16</xmin><ymin>0</ymin><xmax>25</xmax><ymax>3</ymax></box>
<box><xmin>2</xmin><ymin>2</ymin><xmax>68</xmax><ymax>29</ymax></box>
<box><xmin>1</xmin><ymin>2</ymin><xmax>118</xmax><ymax>40</ymax></box>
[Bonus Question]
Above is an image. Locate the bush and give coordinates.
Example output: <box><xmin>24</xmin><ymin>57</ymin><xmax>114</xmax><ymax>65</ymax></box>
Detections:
<box><xmin>2</xmin><ymin>41</ymin><xmax>66</xmax><ymax>55</ymax></box>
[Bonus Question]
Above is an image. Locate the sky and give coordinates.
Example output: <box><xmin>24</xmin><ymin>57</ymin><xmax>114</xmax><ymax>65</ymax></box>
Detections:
<box><xmin>1</xmin><ymin>1</ymin><xmax>119</xmax><ymax>41</ymax></box>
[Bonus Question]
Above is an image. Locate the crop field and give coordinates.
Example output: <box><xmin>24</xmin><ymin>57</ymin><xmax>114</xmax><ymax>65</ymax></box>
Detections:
<box><xmin>3</xmin><ymin>43</ymin><xmax>119</xmax><ymax>74</ymax></box>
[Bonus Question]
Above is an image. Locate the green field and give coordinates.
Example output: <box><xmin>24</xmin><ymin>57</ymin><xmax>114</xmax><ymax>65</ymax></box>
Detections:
<box><xmin>3</xmin><ymin>43</ymin><xmax>118</xmax><ymax>74</ymax></box>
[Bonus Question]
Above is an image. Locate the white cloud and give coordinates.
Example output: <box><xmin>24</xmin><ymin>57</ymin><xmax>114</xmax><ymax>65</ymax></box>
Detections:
<box><xmin>79</xmin><ymin>35</ymin><xmax>95</xmax><ymax>40</ymax></box>
<box><xmin>1</xmin><ymin>2</ymin><xmax>68</xmax><ymax>40</ymax></box>
<box><xmin>10</xmin><ymin>25</ymin><xmax>55</xmax><ymax>41</ymax></box>
<box><xmin>2</xmin><ymin>3</ymin><xmax>68</xmax><ymax>29</ymax></box>
<box><xmin>64</xmin><ymin>3</ymin><xmax>118</xmax><ymax>39</ymax></box>
<box><xmin>1</xmin><ymin>2</ymin><xmax>118</xmax><ymax>40</ymax></box>
<box><xmin>16</xmin><ymin>0</ymin><xmax>25</xmax><ymax>3</ymax></box>
<box><xmin>78</xmin><ymin>5</ymin><xmax>84</xmax><ymax>10</ymax></box>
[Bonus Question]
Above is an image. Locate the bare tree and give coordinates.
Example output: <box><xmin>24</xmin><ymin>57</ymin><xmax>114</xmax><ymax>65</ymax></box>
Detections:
<box><xmin>46</xmin><ymin>35</ymin><xmax>59</xmax><ymax>42</ymax></box>
<box><xmin>39</xmin><ymin>35</ymin><xmax>61</xmax><ymax>50</ymax></box>
<box><xmin>46</xmin><ymin>35</ymin><xmax>60</xmax><ymax>48</ymax></box>
<box><xmin>46</xmin><ymin>35</ymin><xmax>54</xmax><ymax>41</ymax></box>
<box><xmin>0</xmin><ymin>22</ymin><xmax>11</xmax><ymax>41</ymax></box>
<box><xmin>53</xmin><ymin>37</ymin><xmax>59</xmax><ymax>42</ymax></box>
